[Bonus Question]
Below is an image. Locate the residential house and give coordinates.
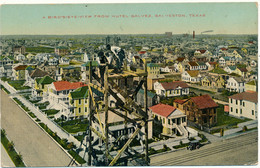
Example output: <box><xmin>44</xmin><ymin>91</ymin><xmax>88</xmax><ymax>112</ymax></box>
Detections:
<box><xmin>206</xmin><ymin>62</ymin><xmax>218</xmax><ymax>71</ymax></box>
<box><xmin>176</xmin><ymin>62</ymin><xmax>189</xmax><ymax>73</ymax></box>
<box><xmin>0</xmin><ymin>56</ymin><xmax>14</xmax><ymax>66</ymax></box>
<box><xmin>34</xmin><ymin>75</ymin><xmax>56</xmax><ymax>97</ymax></box>
<box><xmin>149</xmin><ymin>103</ymin><xmax>188</xmax><ymax>137</ymax></box>
<box><xmin>68</xmin><ymin>86</ymin><xmax>89</xmax><ymax>119</ymax></box>
<box><xmin>245</xmin><ymin>80</ymin><xmax>257</xmax><ymax>92</ymax></box>
<box><xmin>160</xmin><ymin>66</ymin><xmax>175</xmax><ymax>73</ymax></box>
<box><xmin>0</xmin><ymin>65</ymin><xmax>13</xmax><ymax>78</ymax></box>
<box><xmin>60</xmin><ymin>57</ymin><xmax>70</xmax><ymax>65</ymax></box>
<box><xmin>233</xmin><ymin>67</ymin><xmax>248</xmax><ymax>78</ymax></box>
<box><xmin>154</xmin><ymin>81</ymin><xmax>189</xmax><ymax>97</ymax></box>
<box><xmin>188</xmin><ymin>62</ymin><xmax>199</xmax><ymax>70</ymax></box>
<box><xmin>183</xmin><ymin>94</ymin><xmax>218</xmax><ymax>128</ymax></box>
<box><xmin>197</xmin><ymin>62</ymin><xmax>207</xmax><ymax>70</ymax></box>
<box><xmin>181</xmin><ymin>70</ymin><xmax>201</xmax><ymax>83</ymax></box>
<box><xmin>229</xmin><ymin>91</ymin><xmax>257</xmax><ymax>120</ymax></box>
<box><xmin>15</xmin><ymin>54</ymin><xmax>26</xmax><ymax>61</ymax></box>
<box><xmin>224</xmin><ymin>66</ymin><xmax>236</xmax><ymax>74</ymax></box>
<box><xmin>147</xmin><ymin>63</ymin><xmax>160</xmax><ymax>76</ymax></box>
<box><xmin>25</xmin><ymin>68</ymin><xmax>48</xmax><ymax>87</ymax></box>
<box><xmin>173</xmin><ymin>99</ymin><xmax>188</xmax><ymax>111</ymax></box>
<box><xmin>136</xmin><ymin>89</ymin><xmax>157</xmax><ymax>107</ymax></box>
<box><xmin>48</xmin><ymin>57</ymin><xmax>59</xmax><ymax>66</ymax></box>
<box><xmin>13</xmin><ymin>65</ymin><xmax>27</xmax><ymax>80</ymax></box>
<box><xmin>48</xmin><ymin>81</ymin><xmax>86</xmax><ymax>105</ymax></box>
<box><xmin>226</xmin><ymin>77</ymin><xmax>245</xmax><ymax>93</ymax></box>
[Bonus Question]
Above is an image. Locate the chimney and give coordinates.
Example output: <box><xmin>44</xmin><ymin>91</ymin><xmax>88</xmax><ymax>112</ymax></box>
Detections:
<box><xmin>193</xmin><ymin>31</ymin><xmax>195</xmax><ymax>39</ymax></box>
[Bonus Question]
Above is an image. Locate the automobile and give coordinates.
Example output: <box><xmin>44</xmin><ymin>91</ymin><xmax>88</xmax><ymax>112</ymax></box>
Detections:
<box><xmin>186</xmin><ymin>140</ymin><xmax>200</xmax><ymax>151</ymax></box>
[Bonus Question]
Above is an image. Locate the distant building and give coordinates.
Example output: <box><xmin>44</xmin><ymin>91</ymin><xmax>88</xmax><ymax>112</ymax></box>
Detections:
<box><xmin>226</xmin><ymin>77</ymin><xmax>245</xmax><ymax>93</ymax></box>
<box><xmin>229</xmin><ymin>91</ymin><xmax>257</xmax><ymax>120</ymax></box>
<box><xmin>136</xmin><ymin>89</ymin><xmax>157</xmax><ymax>107</ymax></box>
<box><xmin>55</xmin><ymin>46</ymin><xmax>68</xmax><ymax>56</ymax></box>
<box><xmin>245</xmin><ymin>80</ymin><xmax>257</xmax><ymax>92</ymax></box>
<box><xmin>165</xmin><ymin>32</ymin><xmax>172</xmax><ymax>37</ymax></box>
<box><xmin>181</xmin><ymin>70</ymin><xmax>201</xmax><ymax>83</ymax></box>
<box><xmin>13</xmin><ymin>46</ymin><xmax>25</xmax><ymax>54</ymax></box>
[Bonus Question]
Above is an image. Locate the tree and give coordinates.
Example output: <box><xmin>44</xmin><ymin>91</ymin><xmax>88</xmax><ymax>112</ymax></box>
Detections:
<box><xmin>7</xmin><ymin>141</ymin><xmax>14</xmax><ymax>151</ymax></box>
<box><xmin>15</xmin><ymin>152</ymin><xmax>23</xmax><ymax>165</ymax></box>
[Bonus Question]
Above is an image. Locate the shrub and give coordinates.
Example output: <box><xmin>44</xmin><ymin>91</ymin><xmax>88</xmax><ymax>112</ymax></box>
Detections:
<box><xmin>243</xmin><ymin>126</ymin><xmax>248</xmax><ymax>132</ymax></box>
<box><xmin>7</xmin><ymin>141</ymin><xmax>14</xmax><ymax>151</ymax></box>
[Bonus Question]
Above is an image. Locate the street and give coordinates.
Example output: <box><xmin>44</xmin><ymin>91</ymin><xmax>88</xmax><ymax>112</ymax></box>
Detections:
<box><xmin>151</xmin><ymin>131</ymin><xmax>258</xmax><ymax>166</ymax></box>
<box><xmin>1</xmin><ymin>90</ymin><xmax>72</xmax><ymax>167</ymax></box>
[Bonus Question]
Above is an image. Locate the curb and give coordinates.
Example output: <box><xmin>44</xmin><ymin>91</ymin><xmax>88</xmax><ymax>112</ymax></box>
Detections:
<box><xmin>10</xmin><ymin>96</ymin><xmax>80</xmax><ymax>166</ymax></box>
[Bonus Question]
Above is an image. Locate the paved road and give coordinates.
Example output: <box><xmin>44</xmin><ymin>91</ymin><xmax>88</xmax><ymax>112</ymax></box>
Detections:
<box><xmin>1</xmin><ymin>90</ymin><xmax>72</xmax><ymax>167</ymax></box>
<box><xmin>151</xmin><ymin>131</ymin><xmax>258</xmax><ymax>166</ymax></box>
<box><xmin>1</xmin><ymin>144</ymin><xmax>15</xmax><ymax>167</ymax></box>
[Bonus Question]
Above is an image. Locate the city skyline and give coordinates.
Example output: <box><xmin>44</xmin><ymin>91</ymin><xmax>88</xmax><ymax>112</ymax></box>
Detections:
<box><xmin>0</xmin><ymin>3</ymin><xmax>258</xmax><ymax>35</ymax></box>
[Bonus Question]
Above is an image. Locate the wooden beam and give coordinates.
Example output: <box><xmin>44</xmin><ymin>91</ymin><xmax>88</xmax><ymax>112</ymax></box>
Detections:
<box><xmin>104</xmin><ymin>64</ymin><xmax>109</xmax><ymax>165</ymax></box>
<box><xmin>109</xmin><ymin>108</ymin><xmax>137</xmax><ymax>125</ymax></box>
<box><xmin>88</xmin><ymin>61</ymin><xmax>92</xmax><ymax>166</ymax></box>
<box><xmin>131</xmin><ymin>79</ymin><xmax>144</xmax><ymax>99</ymax></box>
<box><xmin>88</xmin><ymin>83</ymin><xmax>105</xmax><ymax>93</ymax></box>
<box><xmin>109</xmin><ymin>121</ymin><xmax>145</xmax><ymax>166</ymax></box>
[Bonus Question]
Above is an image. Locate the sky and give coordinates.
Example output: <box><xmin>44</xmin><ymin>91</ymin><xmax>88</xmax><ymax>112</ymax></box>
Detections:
<box><xmin>0</xmin><ymin>2</ymin><xmax>258</xmax><ymax>35</ymax></box>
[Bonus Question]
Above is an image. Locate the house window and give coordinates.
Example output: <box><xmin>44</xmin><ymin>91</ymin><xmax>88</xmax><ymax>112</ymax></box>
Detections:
<box><xmin>240</xmin><ymin>109</ymin><xmax>242</xmax><ymax>114</ymax></box>
<box><xmin>231</xmin><ymin>99</ymin><xmax>233</xmax><ymax>103</ymax></box>
<box><xmin>163</xmin><ymin>118</ymin><xmax>165</xmax><ymax>124</ymax></box>
<box><xmin>231</xmin><ymin>107</ymin><xmax>233</xmax><ymax>112</ymax></box>
<box><xmin>78</xmin><ymin>108</ymin><xmax>81</xmax><ymax>113</ymax></box>
<box><xmin>236</xmin><ymin>100</ymin><xmax>238</xmax><ymax>105</ymax></box>
<box><xmin>252</xmin><ymin>110</ymin><xmax>254</xmax><ymax>115</ymax></box>
<box><xmin>85</xmin><ymin>107</ymin><xmax>87</xmax><ymax>112</ymax></box>
<box><xmin>240</xmin><ymin>100</ymin><xmax>242</xmax><ymax>105</ymax></box>
<box><xmin>79</xmin><ymin>99</ymin><xmax>81</xmax><ymax>104</ymax></box>
<box><xmin>236</xmin><ymin>109</ymin><xmax>238</xmax><ymax>113</ymax></box>
<box><xmin>243</xmin><ymin>102</ymin><xmax>245</xmax><ymax>107</ymax></box>
<box><xmin>168</xmin><ymin>119</ymin><xmax>170</xmax><ymax>125</ymax></box>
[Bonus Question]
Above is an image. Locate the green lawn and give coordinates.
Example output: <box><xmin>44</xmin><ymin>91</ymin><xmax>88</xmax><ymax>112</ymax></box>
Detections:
<box><xmin>68</xmin><ymin>150</ymin><xmax>86</xmax><ymax>164</ymax></box>
<box><xmin>215</xmin><ymin>104</ymin><xmax>250</xmax><ymax>127</ymax></box>
<box><xmin>1</xmin><ymin>129</ymin><xmax>26</xmax><ymax>167</ymax></box>
<box><xmin>43</xmin><ymin>109</ymin><xmax>59</xmax><ymax>116</ymax></box>
<box><xmin>8</xmin><ymin>80</ymin><xmax>31</xmax><ymax>90</ymax></box>
<box><xmin>1</xmin><ymin>85</ymin><xmax>10</xmax><ymax>94</ymax></box>
<box><xmin>26</xmin><ymin>47</ymin><xmax>54</xmax><ymax>53</ymax></box>
<box><xmin>13</xmin><ymin>98</ymin><xmax>30</xmax><ymax>112</ymax></box>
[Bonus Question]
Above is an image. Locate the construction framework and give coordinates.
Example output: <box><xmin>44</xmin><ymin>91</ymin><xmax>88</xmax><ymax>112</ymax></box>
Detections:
<box><xmin>86</xmin><ymin>61</ymin><xmax>149</xmax><ymax>166</ymax></box>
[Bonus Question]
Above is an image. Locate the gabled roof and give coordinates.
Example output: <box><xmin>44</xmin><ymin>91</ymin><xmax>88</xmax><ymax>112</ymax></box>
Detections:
<box><xmin>190</xmin><ymin>94</ymin><xmax>218</xmax><ymax>109</ymax></box>
<box><xmin>38</xmin><ymin>76</ymin><xmax>55</xmax><ymax>85</ymax></box>
<box><xmin>149</xmin><ymin>103</ymin><xmax>176</xmax><ymax>118</ymax></box>
<box><xmin>196</xmin><ymin>49</ymin><xmax>207</xmax><ymax>54</ymax></box>
<box><xmin>229</xmin><ymin>91</ymin><xmax>257</xmax><ymax>103</ymax></box>
<box><xmin>25</xmin><ymin>66</ymin><xmax>35</xmax><ymax>71</ymax></box>
<box><xmin>14</xmin><ymin>65</ymin><xmax>27</xmax><ymax>71</ymax></box>
<box><xmin>161</xmin><ymin>81</ymin><xmax>189</xmax><ymax>90</ymax></box>
<box><xmin>238</xmin><ymin>67</ymin><xmax>248</xmax><ymax>72</ymax></box>
<box><xmin>208</xmin><ymin>62</ymin><xmax>217</xmax><ymax>65</ymax></box>
<box><xmin>139</xmin><ymin>51</ymin><xmax>146</xmax><ymax>54</ymax></box>
<box><xmin>186</xmin><ymin>70</ymin><xmax>200</xmax><ymax>77</ymax></box>
<box><xmin>228</xmin><ymin>66</ymin><xmax>237</xmax><ymax>71</ymax></box>
<box><xmin>53</xmin><ymin>81</ymin><xmax>86</xmax><ymax>91</ymax></box>
<box><xmin>30</xmin><ymin>68</ymin><xmax>48</xmax><ymax>78</ymax></box>
<box><xmin>174</xmin><ymin>99</ymin><xmax>188</xmax><ymax>104</ymax></box>
<box><xmin>176</xmin><ymin>57</ymin><xmax>185</xmax><ymax>62</ymax></box>
<box><xmin>188</xmin><ymin>62</ymin><xmax>199</xmax><ymax>66</ymax></box>
<box><xmin>70</xmin><ymin>86</ymin><xmax>88</xmax><ymax>99</ymax></box>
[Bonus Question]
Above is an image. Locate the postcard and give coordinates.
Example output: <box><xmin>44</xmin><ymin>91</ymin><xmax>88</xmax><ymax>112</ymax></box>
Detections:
<box><xmin>0</xmin><ymin>1</ymin><xmax>258</xmax><ymax>167</ymax></box>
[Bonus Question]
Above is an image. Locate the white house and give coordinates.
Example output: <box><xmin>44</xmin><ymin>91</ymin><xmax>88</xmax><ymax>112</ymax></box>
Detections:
<box><xmin>229</xmin><ymin>91</ymin><xmax>257</xmax><ymax>120</ymax></box>
<box><xmin>60</xmin><ymin>57</ymin><xmax>70</xmax><ymax>65</ymax></box>
<box><xmin>181</xmin><ymin>70</ymin><xmax>201</xmax><ymax>83</ymax></box>
<box><xmin>218</xmin><ymin>57</ymin><xmax>226</xmax><ymax>67</ymax></box>
<box><xmin>48</xmin><ymin>57</ymin><xmax>59</xmax><ymax>66</ymax></box>
<box><xmin>15</xmin><ymin>53</ymin><xmax>26</xmax><ymax>61</ymax></box>
<box><xmin>154</xmin><ymin>81</ymin><xmax>189</xmax><ymax>97</ymax></box>
<box><xmin>160</xmin><ymin>66</ymin><xmax>175</xmax><ymax>73</ymax></box>
<box><xmin>224</xmin><ymin>66</ymin><xmax>236</xmax><ymax>74</ymax></box>
<box><xmin>226</xmin><ymin>77</ymin><xmax>245</xmax><ymax>93</ymax></box>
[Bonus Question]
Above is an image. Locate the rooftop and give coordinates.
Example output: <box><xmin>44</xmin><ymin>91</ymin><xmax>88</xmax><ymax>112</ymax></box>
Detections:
<box><xmin>190</xmin><ymin>94</ymin><xmax>218</xmax><ymax>109</ymax></box>
<box><xmin>161</xmin><ymin>81</ymin><xmax>189</xmax><ymax>90</ymax></box>
<box><xmin>229</xmin><ymin>91</ymin><xmax>257</xmax><ymax>103</ymax></box>
<box><xmin>149</xmin><ymin>103</ymin><xmax>176</xmax><ymax>118</ymax></box>
<box><xmin>53</xmin><ymin>81</ymin><xmax>86</xmax><ymax>91</ymax></box>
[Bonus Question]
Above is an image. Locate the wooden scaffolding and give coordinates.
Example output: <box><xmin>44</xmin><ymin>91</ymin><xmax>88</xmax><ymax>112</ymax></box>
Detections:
<box><xmin>87</xmin><ymin>61</ymin><xmax>149</xmax><ymax>166</ymax></box>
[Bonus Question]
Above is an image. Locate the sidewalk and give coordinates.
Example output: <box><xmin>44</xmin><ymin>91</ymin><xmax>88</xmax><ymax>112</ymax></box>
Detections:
<box><xmin>1</xmin><ymin>144</ymin><xmax>15</xmax><ymax>167</ymax></box>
